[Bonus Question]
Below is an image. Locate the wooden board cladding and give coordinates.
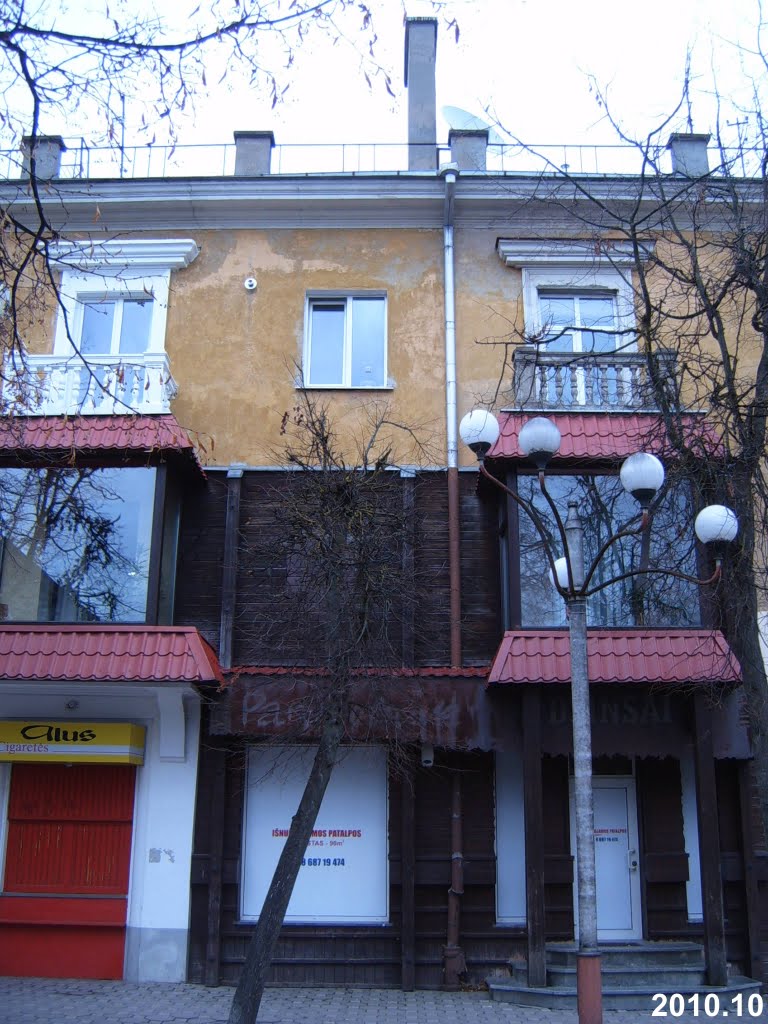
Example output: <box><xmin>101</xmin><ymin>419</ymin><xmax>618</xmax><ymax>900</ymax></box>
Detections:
<box><xmin>189</xmin><ymin>739</ymin><xmax>767</xmax><ymax>988</ymax></box>
<box><xmin>189</xmin><ymin>744</ymin><xmax>524</xmax><ymax>989</ymax></box>
<box><xmin>176</xmin><ymin>468</ymin><xmax>501</xmax><ymax>671</ymax></box>
<box><xmin>174</xmin><ymin>472</ymin><xmax>228</xmax><ymax>651</ymax></box>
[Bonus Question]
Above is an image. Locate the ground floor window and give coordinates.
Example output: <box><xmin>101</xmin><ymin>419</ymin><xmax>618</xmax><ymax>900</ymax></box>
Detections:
<box><xmin>241</xmin><ymin>744</ymin><xmax>388</xmax><ymax>924</ymax></box>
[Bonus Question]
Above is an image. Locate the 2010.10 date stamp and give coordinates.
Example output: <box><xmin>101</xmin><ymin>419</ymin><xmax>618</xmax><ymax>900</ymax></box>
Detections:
<box><xmin>652</xmin><ymin>992</ymin><xmax>765</xmax><ymax>1017</ymax></box>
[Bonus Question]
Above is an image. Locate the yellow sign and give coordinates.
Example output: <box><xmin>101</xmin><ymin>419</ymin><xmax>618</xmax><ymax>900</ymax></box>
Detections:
<box><xmin>0</xmin><ymin>721</ymin><xmax>145</xmax><ymax>764</ymax></box>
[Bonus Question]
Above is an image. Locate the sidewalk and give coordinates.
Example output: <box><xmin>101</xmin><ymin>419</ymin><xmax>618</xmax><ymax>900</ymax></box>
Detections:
<box><xmin>0</xmin><ymin>977</ymin><xmax>748</xmax><ymax>1024</ymax></box>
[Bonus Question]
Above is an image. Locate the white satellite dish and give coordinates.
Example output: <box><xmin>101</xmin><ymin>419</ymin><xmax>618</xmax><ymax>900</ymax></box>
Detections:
<box><xmin>442</xmin><ymin>105</ymin><xmax>505</xmax><ymax>145</ymax></box>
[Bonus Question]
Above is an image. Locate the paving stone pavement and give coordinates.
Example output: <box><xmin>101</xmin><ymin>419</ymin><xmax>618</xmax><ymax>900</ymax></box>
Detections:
<box><xmin>3</xmin><ymin>978</ymin><xmax>768</xmax><ymax>1024</ymax></box>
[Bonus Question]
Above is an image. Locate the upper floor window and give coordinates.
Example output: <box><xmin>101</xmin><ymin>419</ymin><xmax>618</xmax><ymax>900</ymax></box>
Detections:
<box><xmin>0</xmin><ymin>465</ymin><xmax>180</xmax><ymax>624</ymax></box>
<box><xmin>539</xmin><ymin>292</ymin><xmax>619</xmax><ymax>353</ymax></box>
<box><xmin>497</xmin><ymin>240</ymin><xmax>652</xmax><ymax>410</ymax></box>
<box><xmin>304</xmin><ymin>294</ymin><xmax>387</xmax><ymax>388</ymax></box>
<box><xmin>80</xmin><ymin>296</ymin><xmax>154</xmax><ymax>356</ymax></box>
<box><xmin>515</xmin><ymin>472</ymin><xmax>701</xmax><ymax>629</ymax></box>
<box><xmin>50</xmin><ymin>238</ymin><xmax>199</xmax><ymax>359</ymax></box>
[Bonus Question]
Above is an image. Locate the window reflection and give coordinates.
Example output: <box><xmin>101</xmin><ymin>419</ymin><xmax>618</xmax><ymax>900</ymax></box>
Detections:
<box><xmin>0</xmin><ymin>467</ymin><xmax>156</xmax><ymax>622</ymax></box>
<box><xmin>517</xmin><ymin>474</ymin><xmax>700</xmax><ymax>628</ymax></box>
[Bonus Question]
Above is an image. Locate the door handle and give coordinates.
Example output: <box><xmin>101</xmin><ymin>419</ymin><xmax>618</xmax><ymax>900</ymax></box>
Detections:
<box><xmin>628</xmin><ymin>849</ymin><xmax>639</xmax><ymax>871</ymax></box>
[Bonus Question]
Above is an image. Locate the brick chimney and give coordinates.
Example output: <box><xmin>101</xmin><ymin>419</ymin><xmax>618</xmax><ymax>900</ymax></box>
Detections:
<box><xmin>667</xmin><ymin>133</ymin><xmax>711</xmax><ymax>177</ymax></box>
<box><xmin>404</xmin><ymin>18</ymin><xmax>437</xmax><ymax>171</ymax></box>
<box><xmin>234</xmin><ymin>131</ymin><xmax>275</xmax><ymax>175</ymax></box>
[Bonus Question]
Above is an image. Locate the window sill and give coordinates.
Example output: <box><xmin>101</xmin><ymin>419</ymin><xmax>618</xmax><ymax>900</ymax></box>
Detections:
<box><xmin>296</xmin><ymin>384</ymin><xmax>395</xmax><ymax>392</ymax></box>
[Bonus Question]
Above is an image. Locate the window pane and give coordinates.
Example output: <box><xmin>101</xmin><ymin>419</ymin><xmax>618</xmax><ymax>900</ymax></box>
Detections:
<box><xmin>540</xmin><ymin>295</ymin><xmax>574</xmax><ymax>352</ymax></box>
<box><xmin>308</xmin><ymin>303</ymin><xmax>345</xmax><ymax>386</ymax></box>
<box><xmin>119</xmin><ymin>298</ymin><xmax>153</xmax><ymax>354</ymax></box>
<box><xmin>80</xmin><ymin>301</ymin><xmax>115</xmax><ymax>354</ymax></box>
<box><xmin>0</xmin><ymin>467</ymin><xmax>156</xmax><ymax>623</ymax></box>
<box><xmin>517</xmin><ymin>474</ymin><xmax>700</xmax><ymax>628</ymax></box>
<box><xmin>579</xmin><ymin>296</ymin><xmax>616</xmax><ymax>353</ymax></box>
<box><xmin>350</xmin><ymin>298</ymin><xmax>385</xmax><ymax>386</ymax></box>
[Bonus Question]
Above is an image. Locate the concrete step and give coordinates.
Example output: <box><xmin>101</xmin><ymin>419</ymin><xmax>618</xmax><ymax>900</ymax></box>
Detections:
<box><xmin>511</xmin><ymin>961</ymin><xmax>707</xmax><ymax>990</ymax></box>
<box><xmin>545</xmin><ymin>941</ymin><xmax>705</xmax><ymax>968</ymax></box>
<box><xmin>488</xmin><ymin>976</ymin><xmax>763</xmax><ymax>1012</ymax></box>
<box><xmin>545</xmin><ymin>964</ymin><xmax>707</xmax><ymax>989</ymax></box>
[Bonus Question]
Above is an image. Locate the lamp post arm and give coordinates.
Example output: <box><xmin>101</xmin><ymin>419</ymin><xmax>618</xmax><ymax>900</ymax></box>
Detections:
<box><xmin>581</xmin><ymin>562</ymin><xmax>723</xmax><ymax>599</ymax></box>
<box><xmin>477</xmin><ymin>461</ymin><xmax>569</xmax><ymax>593</ymax></box>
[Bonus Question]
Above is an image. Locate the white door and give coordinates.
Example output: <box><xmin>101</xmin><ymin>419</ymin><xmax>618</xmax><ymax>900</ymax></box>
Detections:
<box><xmin>570</xmin><ymin>776</ymin><xmax>642</xmax><ymax>941</ymax></box>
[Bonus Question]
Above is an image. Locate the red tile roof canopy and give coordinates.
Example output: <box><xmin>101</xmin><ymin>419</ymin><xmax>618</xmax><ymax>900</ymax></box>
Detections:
<box><xmin>0</xmin><ymin>414</ymin><xmax>202</xmax><ymax>471</ymax></box>
<box><xmin>0</xmin><ymin>625</ymin><xmax>223</xmax><ymax>685</ymax></box>
<box><xmin>487</xmin><ymin>412</ymin><xmax>722</xmax><ymax>463</ymax></box>
<box><xmin>488</xmin><ymin>629</ymin><xmax>741</xmax><ymax>686</ymax></box>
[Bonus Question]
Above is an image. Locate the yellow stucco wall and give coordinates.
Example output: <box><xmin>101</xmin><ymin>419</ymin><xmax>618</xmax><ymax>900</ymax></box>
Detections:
<box><xmin>161</xmin><ymin>224</ymin><xmax>520</xmax><ymax>467</ymax></box>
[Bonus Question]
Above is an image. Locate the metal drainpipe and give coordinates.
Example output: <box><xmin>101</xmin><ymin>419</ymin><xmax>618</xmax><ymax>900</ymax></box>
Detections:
<box><xmin>439</xmin><ymin>162</ymin><xmax>466</xmax><ymax>990</ymax></box>
<box><xmin>440</xmin><ymin>163</ymin><xmax>461</xmax><ymax>668</ymax></box>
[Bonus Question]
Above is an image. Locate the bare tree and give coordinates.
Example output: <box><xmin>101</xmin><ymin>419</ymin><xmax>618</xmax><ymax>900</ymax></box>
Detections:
<box><xmin>228</xmin><ymin>391</ymin><xmax>429</xmax><ymax>1024</ymax></box>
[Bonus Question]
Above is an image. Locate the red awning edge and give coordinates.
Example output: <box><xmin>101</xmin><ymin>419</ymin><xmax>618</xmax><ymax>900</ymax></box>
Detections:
<box><xmin>488</xmin><ymin>629</ymin><xmax>741</xmax><ymax>686</ymax></box>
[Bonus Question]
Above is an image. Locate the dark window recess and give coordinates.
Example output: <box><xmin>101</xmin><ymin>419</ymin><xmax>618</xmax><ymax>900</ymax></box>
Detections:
<box><xmin>515</xmin><ymin>473</ymin><xmax>701</xmax><ymax>629</ymax></box>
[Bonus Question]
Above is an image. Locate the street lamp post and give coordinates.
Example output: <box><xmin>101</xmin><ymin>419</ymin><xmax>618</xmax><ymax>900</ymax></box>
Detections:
<box><xmin>459</xmin><ymin>410</ymin><xmax>738</xmax><ymax>1024</ymax></box>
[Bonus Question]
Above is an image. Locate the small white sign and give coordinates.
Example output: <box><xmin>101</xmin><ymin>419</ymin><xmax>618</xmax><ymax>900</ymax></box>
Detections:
<box><xmin>241</xmin><ymin>744</ymin><xmax>388</xmax><ymax>924</ymax></box>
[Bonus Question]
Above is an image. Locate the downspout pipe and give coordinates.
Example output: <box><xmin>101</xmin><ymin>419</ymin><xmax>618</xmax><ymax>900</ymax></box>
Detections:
<box><xmin>439</xmin><ymin>162</ymin><xmax>461</xmax><ymax>668</ymax></box>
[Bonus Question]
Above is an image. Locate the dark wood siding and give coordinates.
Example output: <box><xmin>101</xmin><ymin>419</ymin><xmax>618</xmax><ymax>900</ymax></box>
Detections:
<box><xmin>174</xmin><ymin>473</ymin><xmax>227</xmax><ymax>647</ymax></box>
<box><xmin>637</xmin><ymin>757</ymin><xmax>689</xmax><ymax>938</ymax></box>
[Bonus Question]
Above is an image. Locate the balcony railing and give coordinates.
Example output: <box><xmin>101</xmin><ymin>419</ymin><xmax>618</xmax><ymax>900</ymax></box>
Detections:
<box><xmin>511</xmin><ymin>346</ymin><xmax>675</xmax><ymax>411</ymax></box>
<box><xmin>2</xmin><ymin>353</ymin><xmax>177</xmax><ymax>416</ymax></box>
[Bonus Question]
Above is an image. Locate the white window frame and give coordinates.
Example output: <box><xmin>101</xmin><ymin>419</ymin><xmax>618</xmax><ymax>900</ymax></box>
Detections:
<box><xmin>525</xmin><ymin>269</ymin><xmax>635</xmax><ymax>353</ymax></box>
<box><xmin>50</xmin><ymin>239</ymin><xmax>199</xmax><ymax>358</ymax></box>
<box><xmin>537</xmin><ymin>289</ymin><xmax>621</xmax><ymax>354</ymax></box>
<box><xmin>496</xmin><ymin>239</ymin><xmax>643</xmax><ymax>351</ymax></box>
<box><xmin>302</xmin><ymin>291</ymin><xmax>389</xmax><ymax>389</ymax></box>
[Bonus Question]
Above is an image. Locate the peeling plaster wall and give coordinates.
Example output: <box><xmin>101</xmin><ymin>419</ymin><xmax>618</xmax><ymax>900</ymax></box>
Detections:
<box><xmin>165</xmin><ymin>228</ymin><xmax>446</xmax><ymax>466</ymax></box>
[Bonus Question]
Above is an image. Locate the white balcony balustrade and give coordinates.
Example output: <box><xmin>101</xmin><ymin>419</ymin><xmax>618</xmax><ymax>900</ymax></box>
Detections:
<box><xmin>512</xmin><ymin>346</ymin><xmax>676</xmax><ymax>411</ymax></box>
<box><xmin>2</xmin><ymin>352</ymin><xmax>178</xmax><ymax>416</ymax></box>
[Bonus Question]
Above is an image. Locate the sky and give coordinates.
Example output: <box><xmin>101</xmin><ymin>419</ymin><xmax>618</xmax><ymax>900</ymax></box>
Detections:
<box><xmin>155</xmin><ymin>0</ymin><xmax>764</xmax><ymax>155</ymax></box>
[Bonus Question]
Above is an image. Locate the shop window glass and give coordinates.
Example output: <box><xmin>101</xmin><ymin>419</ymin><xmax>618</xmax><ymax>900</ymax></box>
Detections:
<box><xmin>0</xmin><ymin>467</ymin><xmax>156</xmax><ymax>622</ymax></box>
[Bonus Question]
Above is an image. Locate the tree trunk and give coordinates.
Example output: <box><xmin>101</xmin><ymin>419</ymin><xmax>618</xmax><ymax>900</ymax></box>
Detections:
<box><xmin>227</xmin><ymin>707</ymin><xmax>345</xmax><ymax>1024</ymax></box>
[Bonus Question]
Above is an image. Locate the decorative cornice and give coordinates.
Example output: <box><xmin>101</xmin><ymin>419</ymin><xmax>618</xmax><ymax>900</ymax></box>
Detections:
<box><xmin>48</xmin><ymin>237</ymin><xmax>200</xmax><ymax>270</ymax></box>
<box><xmin>497</xmin><ymin>238</ymin><xmax>653</xmax><ymax>267</ymax></box>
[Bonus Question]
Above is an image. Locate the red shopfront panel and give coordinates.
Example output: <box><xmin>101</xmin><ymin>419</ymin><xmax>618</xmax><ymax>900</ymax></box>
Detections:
<box><xmin>0</xmin><ymin>763</ymin><xmax>136</xmax><ymax>978</ymax></box>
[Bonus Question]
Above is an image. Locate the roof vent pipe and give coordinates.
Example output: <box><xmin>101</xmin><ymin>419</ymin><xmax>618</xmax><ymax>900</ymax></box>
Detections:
<box><xmin>667</xmin><ymin>133</ymin><xmax>710</xmax><ymax>177</ymax></box>
<box><xmin>404</xmin><ymin>17</ymin><xmax>438</xmax><ymax>171</ymax></box>
<box><xmin>449</xmin><ymin>129</ymin><xmax>488</xmax><ymax>171</ymax></box>
<box><xmin>234</xmin><ymin>131</ymin><xmax>275</xmax><ymax>175</ymax></box>
<box><xmin>21</xmin><ymin>135</ymin><xmax>66</xmax><ymax>180</ymax></box>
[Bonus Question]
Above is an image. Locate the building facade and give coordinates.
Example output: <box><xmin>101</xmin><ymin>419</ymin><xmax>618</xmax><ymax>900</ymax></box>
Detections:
<box><xmin>0</xmin><ymin>17</ymin><xmax>765</xmax><ymax>1000</ymax></box>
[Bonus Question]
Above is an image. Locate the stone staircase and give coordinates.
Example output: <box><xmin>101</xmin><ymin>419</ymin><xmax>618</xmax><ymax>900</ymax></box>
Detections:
<box><xmin>487</xmin><ymin>942</ymin><xmax>763</xmax><ymax>1011</ymax></box>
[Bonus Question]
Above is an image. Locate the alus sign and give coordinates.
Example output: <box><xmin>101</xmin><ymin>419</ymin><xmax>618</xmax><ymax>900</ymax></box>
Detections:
<box><xmin>0</xmin><ymin>721</ymin><xmax>146</xmax><ymax>764</ymax></box>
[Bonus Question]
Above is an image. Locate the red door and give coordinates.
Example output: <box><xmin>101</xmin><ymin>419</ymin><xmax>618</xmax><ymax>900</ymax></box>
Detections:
<box><xmin>0</xmin><ymin>763</ymin><xmax>136</xmax><ymax>978</ymax></box>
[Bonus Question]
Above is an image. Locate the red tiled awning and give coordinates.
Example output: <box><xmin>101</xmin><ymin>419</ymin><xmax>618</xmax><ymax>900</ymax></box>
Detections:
<box><xmin>487</xmin><ymin>412</ymin><xmax>720</xmax><ymax>462</ymax></box>
<box><xmin>488</xmin><ymin>629</ymin><xmax>740</xmax><ymax>686</ymax></box>
<box><xmin>0</xmin><ymin>414</ymin><xmax>201</xmax><ymax>469</ymax></box>
<box><xmin>0</xmin><ymin>625</ymin><xmax>223</xmax><ymax>685</ymax></box>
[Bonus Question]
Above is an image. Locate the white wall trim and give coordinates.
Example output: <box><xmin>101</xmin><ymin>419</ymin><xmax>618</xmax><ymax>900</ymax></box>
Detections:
<box><xmin>49</xmin><ymin>238</ymin><xmax>200</xmax><ymax>271</ymax></box>
<box><xmin>497</xmin><ymin>238</ymin><xmax>650</xmax><ymax>267</ymax></box>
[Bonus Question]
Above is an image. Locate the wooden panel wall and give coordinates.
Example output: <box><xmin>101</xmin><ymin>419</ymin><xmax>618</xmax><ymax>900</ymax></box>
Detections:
<box><xmin>637</xmin><ymin>757</ymin><xmax>689</xmax><ymax>938</ymax></box>
<box><xmin>177</xmin><ymin>469</ymin><xmax>501</xmax><ymax>671</ymax></box>
<box><xmin>189</xmin><ymin>743</ymin><xmax>526</xmax><ymax>989</ymax></box>
<box><xmin>174</xmin><ymin>473</ymin><xmax>227</xmax><ymax>649</ymax></box>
